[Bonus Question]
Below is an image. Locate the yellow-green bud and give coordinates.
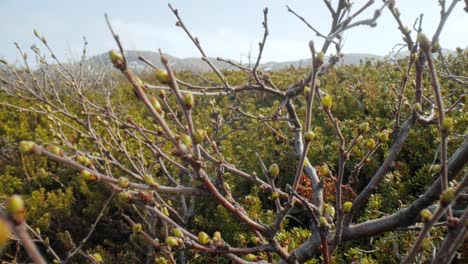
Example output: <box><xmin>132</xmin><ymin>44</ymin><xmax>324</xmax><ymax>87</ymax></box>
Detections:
<box><xmin>19</xmin><ymin>141</ymin><xmax>36</xmax><ymax>154</ymax></box>
<box><xmin>92</xmin><ymin>253</ymin><xmax>103</xmax><ymax>263</ymax></box>
<box><xmin>150</xmin><ymin>97</ymin><xmax>163</xmax><ymax>114</ymax></box>
<box><xmin>358</xmin><ymin>122</ymin><xmax>370</xmax><ymax>133</ymax></box>
<box><xmin>432</xmin><ymin>164</ymin><xmax>442</xmax><ymax>174</ymax></box>
<box><xmin>324</xmin><ymin>204</ymin><xmax>335</xmax><ymax>218</ymax></box>
<box><xmin>319</xmin><ymin>217</ymin><xmax>329</xmax><ymax>227</ymax></box>
<box><xmin>413</xmin><ymin>103</ymin><xmax>422</xmax><ymax>113</ymax></box>
<box><xmin>183</xmin><ymin>92</ymin><xmax>194</xmax><ymax>110</ymax></box>
<box><xmin>118</xmin><ymin>177</ymin><xmax>130</xmax><ymax>188</ymax></box>
<box><xmin>198</xmin><ymin>231</ymin><xmax>210</xmax><ymax>245</ymax></box>
<box><xmin>109</xmin><ymin>50</ymin><xmax>124</xmax><ymax>69</ymax></box>
<box><xmin>212</xmin><ymin>231</ymin><xmax>222</xmax><ymax>241</ymax></box>
<box><xmin>441</xmin><ymin>188</ymin><xmax>456</xmax><ymax>204</ymax></box>
<box><xmin>77</xmin><ymin>155</ymin><xmax>91</xmax><ymax>166</ymax></box>
<box><xmin>343</xmin><ymin>201</ymin><xmax>353</xmax><ymax>213</ymax></box>
<box><xmin>132</xmin><ymin>223</ymin><xmax>142</xmax><ymax>233</ymax></box>
<box><xmin>441</xmin><ymin>117</ymin><xmax>453</xmax><ymax>134</ymax></box>
<box><xmin>6</xmin><ymin>194</ymin><xmax>25</xmax><ymax>223</ymax></box>
<box><xmin>271</xmin><ymin>192</ymin><xmax>280</xmax><ymax>199</ymax></box>
<box><xmin>165</xmin><ymin>236</ymin><xmax>179</xmax><ymax>247</ymax></box>
<box><xmin>244</xmin><ymin>254</ymin><xmax>257</xmax><ymax>261</ymax></box>
<box><xmin>321</xmin><ymin>94</ymin><xmax>332</xmax><ymax>109</ymax></box>
<box><xmin>304</xmin><ymin>131</ymin><xmax>316</xmax><ymax>142</ymax></box>
<box><xmin>321</xmin><ymin>165</ymin><xmax>329</xmax><ymax>176</ymax></box>
<box><xmin>162</xmin><ymin>207</ymin><xmax>170</xmax><ymax>217</ymax></box>
<box><xmin>251</xmin><ymin>236</ymin><xmax>261</xmax><ymax>245</ymax></box>
<box><xmin>420</xmin><ymin>209</ymin><xmax>432</xmax><ymax>222</ymax></box>
<box><xmin>118</xmin><ymin>191</ymin><xmax>133</xmax><ymax>202</ymax></box>
<box><xmin>366</xmin><ymin>138</ymin><xmax>376</xmax><ymax>150</ymax></box>
<box><xmin>194</xmin><ymin>129</ymin><xmax>206</xmax><ymax>144</ymax></box>
<box><xmin>47</xmin><ymin>145</ymin><xmax>63</xmax><ymax>156</ymax></box>
<box><xmin>268</xmin><ymin>163</ymin><xmax>280</xmax><ymax>178</ymax></box>
<box><xmin>155</xmin><ymin>69</ymin><xmax>171</xmax><ymax>84</ymax></box>
<box><xmin>180</xmin><ymin>134</ymin><xmax>192</xmax><ymax>148</ymax></box>
<box><xmin>388</xmin><ymin>0</ymin><xmax>395</xmax><ymax>9</ymax></box>
<box><xmin>143</xmin><ymin>174</ymin><xmax>156</xmax><ymax>186</ymax></box>
<box><xmin>173</xmin><ymin>228</ymin><xmax>183</xmax><ymax>237</ymax></box>
<box><xmin>80</xmin><ymin>170</ymin><xmax>97</xmax><ymax>181</ymax></box>
<box><xmin>417</xmin><ymin>33</ymin><xmax>431</xmax><ymax>52</ymax></box>
<box><xmin>378</xmin><ymin>131</ymin><xmax>390</xmax><ymax>143</ymax></box>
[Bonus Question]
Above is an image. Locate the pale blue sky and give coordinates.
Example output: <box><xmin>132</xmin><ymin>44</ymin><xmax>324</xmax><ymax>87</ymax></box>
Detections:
<box><xmin>1</xmin><ymin>0</ymin><xmax>466</xmax><ymax>64</ymax></box>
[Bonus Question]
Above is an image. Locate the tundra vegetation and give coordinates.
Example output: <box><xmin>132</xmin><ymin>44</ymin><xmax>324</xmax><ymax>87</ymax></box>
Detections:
<box><xmin>0</xmin><ymin>0</ymin><xmax>467</xmax><ymax>263</ymax></box>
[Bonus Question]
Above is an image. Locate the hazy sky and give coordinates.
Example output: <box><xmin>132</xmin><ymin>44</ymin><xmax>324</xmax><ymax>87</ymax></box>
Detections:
<box><xmin>1</xmin><ymin>0</ymin><xmax>467</xmax><ymax>64</ymax></box>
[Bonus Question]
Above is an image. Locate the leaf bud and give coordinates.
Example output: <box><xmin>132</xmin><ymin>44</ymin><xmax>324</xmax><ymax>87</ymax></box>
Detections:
<box><xmin>319</xmin><ymin>217</ymin><xmax>329</xmax><ymax>227</ymax></box>
<box><xmin>118</xmin><ymin>191</ymin><xmax>133</xmax><ymax>202</ymax></box>
<box><xmin>183</xmin><ymin>92</ymin><xmax>194</xmax><ymax>110</ymax></box>
<box><xmin>432</xmin><ymin>164</ymin><xmax>442</xmax><ymax>174</ymax></box>
<box><xmin>315</xmin><ymin>51</ymin><xmax>324</xmax><ymax>68</ymax></box>
<box><xmin>80</xmin><ymin>170</ymin><xmax>97</xmax><ymax>181</ymax></box>
<box><xmin>366</xmin><ymin>138</ymin><xmax>376</xmax><ymax>150</ymax></box>
<box><xmin>358</xmin><ymin>122</ymin><xmax>370</xmax><ymax>133</ymax></box>
<box><xmin>378</xmin><ymin>130</ymin><xmax>390</xmax><ymax>143</ymax></box>
<box><xmin>343</xmin><ymin>201</ymin><xmax>353</xmax><ymax>213</ymax></box>
<box><xmin>150</xmin><ymin>97</ymin><xmax>163</xmax><ymax>114</ymax></box>
<box><xmin>173</xmin><ymin>228</ymin><xmax>183</xmax><ymax>237</ymax></box>
<box><xmin>198</xmin><ymin>231</ymin><xmax>211</xmax><ymax>245</ymax></box>
<box><xmin>417</xmin><ymin>33</ymin><xmax>431</xmax><ymax>52</ymax></box>
<box><xmin>271</xmin><ymin>192</ymin><xmax>280</xmax><ymax>199</ymax></box>
<box><xmin>162</xmin><ymin>207</ymin><xmax>170</xmax><ymax>217</ymax></box>
<box><xmin>143</xmin><ymin>174</ymin><xmax>156</xmax><ymax>186</ymax></box>
<box><xmin>155</xmin><ymin>69</ymin><xmax>171</xmax><ymax>84</ymax></box>
<box><xmin>304</xmin><ymin>130</ymin><xmax>316</xmax><ymax>142</ymax></box>
<box><xmin>413</xmin><ymin>103</ymin><xmax>422</xmax><ymax>113</ymax></box>
<box><xmin>194</xmin><ymin>129</ymin><xmax>206</xmax><ymax>144</ymax></box>
<box><xmin>118</xmin><ymin>177</ymin><xmax>130</xmax><ymax>188</ymax></box>
<box><xmin>19</xmin><ymin>141</ymin><xmax>36</xmax><ymax>154</ymax></box>
<box><xmin>109</xmin><ymin>50</ymin><xmax>124</xmax><ymax>69</ymax></box>
<box><xmin>77</xmin><ymin>155</ymin><xmax>91</xmax><ymax>166</ymax></box>
<box><xmin>244</xmin><ymin>254</ymin><xmax>257</xmax><ymax>261</ymax></box>
<box><xmin>321</xmin><ymin>165</ymin><xmax>329</xmax><ymax>176</ymax></box>
<box><xmin>6</xmin><ymin>194</ymin><xmax>25</xmax><ymax>224</ymax></box>
<box><xmin>321</xmin><ymin>94</ymin><xmax>332</xmax><ymax>109</ymax></box>
<box><xmin>132</xmin><ymin>223</ymin><xmax>142</xmax><ymax>233</ymax></box>
<box><xmin>165</xmin><ymin>236</ymin><xmax>179</xmax><ymax>247</ymax></box>
<box><xmin>441</xmin><ymin>117</ymin><xmax>453</xmax><ymax>134</ymax></box>
<box><xmin>324</xmin><ymin>204</ymin><xmax>335</xmax><ymax>218</ymax></box>
<box><xmin>420</xmin><ymin>209</ymin><xmax>433</xmax><ymax>222</ymax></box>
<box><xmin>268</xmin><ymin>163</ymin><xmax>280</xmax><ymax>178</ymax></box>
<box><xmin>440</xmin><ymin>188</ymin><xmax>455</xmax><ymax>204</ymax></box>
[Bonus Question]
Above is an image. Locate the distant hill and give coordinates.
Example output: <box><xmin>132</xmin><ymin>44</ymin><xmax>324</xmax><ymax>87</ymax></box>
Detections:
<box><xmin>88</xmin><ymin>49</ymin><xmax>456</xmax><ymax>72</ymax></box>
